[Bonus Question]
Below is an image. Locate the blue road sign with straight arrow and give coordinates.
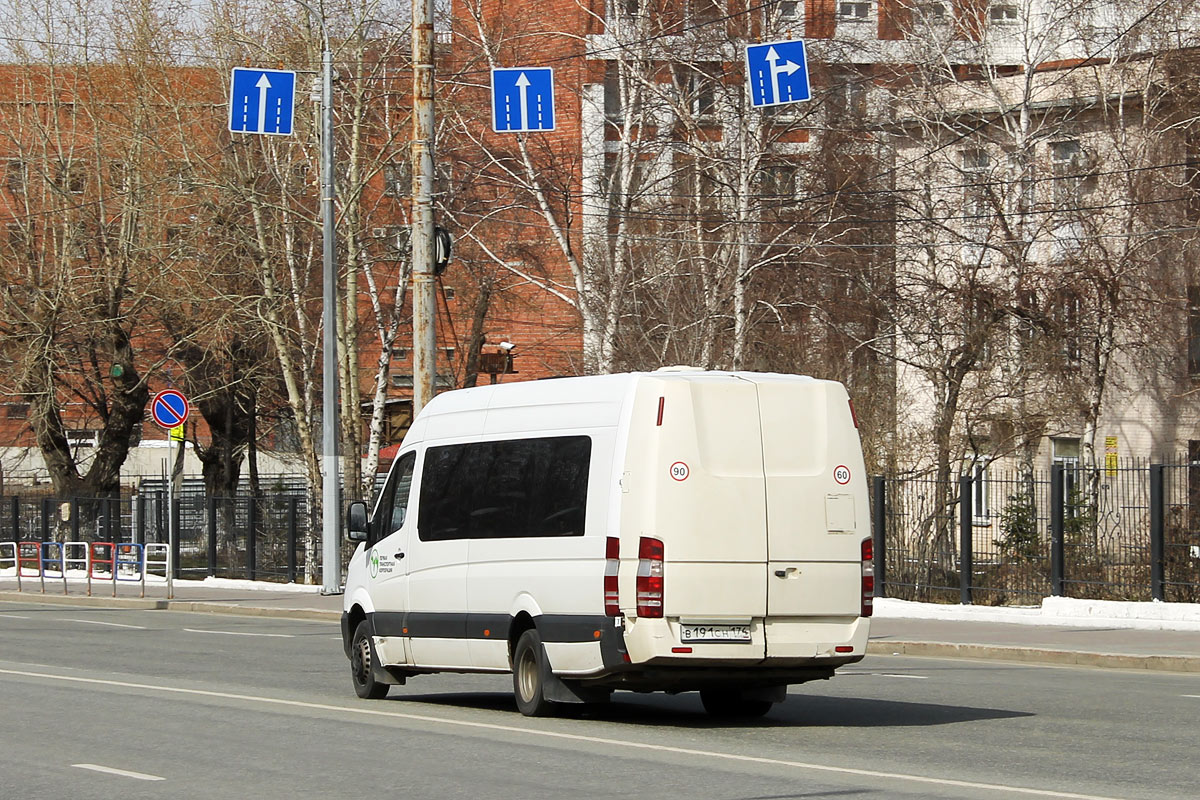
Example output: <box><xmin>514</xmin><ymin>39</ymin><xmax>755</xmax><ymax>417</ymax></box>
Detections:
<box><xmin>492</xmin><ymin>68</ymin><xmax>555</xmax><ymax>133</ymax></box>
<box><xmin>745</xmin><ymin>39</ymin><xmax>811</xmax><ymax>108</ymax></box>
<box><xmin>229</xmin><ymin>67</ymin><xmax>297</xmax><ymax>136</ymax></box>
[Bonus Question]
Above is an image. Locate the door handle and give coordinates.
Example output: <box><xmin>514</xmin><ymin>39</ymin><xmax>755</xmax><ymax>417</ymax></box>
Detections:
<box><xmin>394</xmin><ymin>552</ymin><xmax>405</xmax><ymax>560</ymax></box>
<box><xmin>774</xmin><ymin>570</ymin><xmax>786</xmax><ymax>578</ymax></box>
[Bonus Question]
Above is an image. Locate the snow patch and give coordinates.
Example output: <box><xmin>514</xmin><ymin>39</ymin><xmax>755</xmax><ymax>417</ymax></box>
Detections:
<box><xmin>875</xmin><ymin>596</ymin><xmax>1200</xmax><ymax>631</ymax></box>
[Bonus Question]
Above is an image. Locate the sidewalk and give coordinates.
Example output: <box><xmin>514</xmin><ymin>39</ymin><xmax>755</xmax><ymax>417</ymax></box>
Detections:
<box><xmin>3</xmin><ymin>577</ymin><xmax>1199</xmax><ymax>673</ymax></box>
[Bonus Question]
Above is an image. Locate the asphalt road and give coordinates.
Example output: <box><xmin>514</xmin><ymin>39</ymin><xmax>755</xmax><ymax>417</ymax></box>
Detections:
<box><xmin>1</xmin><ymin>601</ymin><xmax>1197</xmax><ymax>800</ymax></box>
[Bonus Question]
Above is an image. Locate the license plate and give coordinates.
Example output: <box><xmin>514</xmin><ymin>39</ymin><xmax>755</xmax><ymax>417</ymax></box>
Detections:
<box><xmin>679</xmin><ymin>624</ymin><xmax>751</xmax><ymax>643</ymax></box>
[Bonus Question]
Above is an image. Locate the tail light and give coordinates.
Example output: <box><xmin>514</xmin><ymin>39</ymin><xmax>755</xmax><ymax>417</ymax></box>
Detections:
<box><xmin>604</xmin><ymin>536</ymin><xmax>620</xmax><ymax>616</ymax></box>
<box><xmin>861</xmin><ymin>537</ymin><xmax>875</xmax><ymax>618</ymax></box>
<box><xmin>636</xmin><ymin>536</ymin><xmax>664</xmax><ymax>618</ymax></box>
<box><xmin>848</xmin><ymin>398</ymin><xmax>859</xmax><ymax>428</ymax></box>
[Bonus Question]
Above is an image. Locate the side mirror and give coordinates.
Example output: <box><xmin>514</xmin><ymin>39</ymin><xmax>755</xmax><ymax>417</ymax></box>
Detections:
<box><xmin>346</xmin><ymin>501</ymin><xmax>369</xmax><ymax>542</ymax></box>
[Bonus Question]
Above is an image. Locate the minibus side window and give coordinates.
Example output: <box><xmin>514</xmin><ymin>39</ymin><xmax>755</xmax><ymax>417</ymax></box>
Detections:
<box><xmin>373</xmin><ymin>452</ymin><xmax>416</xmax><ymax>540</ymax></box>
<box><xmin>418</xmin><ymin>436</ymin><xmax>591</xmax><ymax>541</ymax></box>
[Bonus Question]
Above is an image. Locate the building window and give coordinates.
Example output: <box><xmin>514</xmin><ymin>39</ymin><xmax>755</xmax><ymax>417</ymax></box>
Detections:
<box><xmin>57</xmin><ymin>163</ymin><xmax>85</xmax><ymax>194</ymax></box>
<box><xmin>772</xmin><ymin>0</ymin><xmax>801</xmax><ymax>19</ymax></box>
<box><xmin>916</xmin><ymin>1</ymin><xmax>947</xmax><ymax>23</ymax></box>
<box><xmin>828</xmin><ymin>70</ymin><xmax>868</xmax><ymax>123</ymax></box>
<box><xmin>1052</xmin><ymin>290</ymin><xmax>1082</xmax><ymax>364</ymax></box>
<box><xmin>760</xmin><ymin>162</ymin><xmax>798</xmax><ymax>200</ymax></box>
<box><xmin>57</xmin><ymin>221</ymin><xmax>88</xmax><ymax>260</ymax></box>
<box><xmin>384</xmin><ymin>161</ymin><xmax>411</xmax><ymax>198</ymax></box>
<box><xmin>604</xmin><ymin>62</ymin><xmax>622</xmax><ymax>122</ymax></box>
<box><xmin>962</xmin><ymin>149</ymin><xmax>991</xmax><ymax>228</ymax></box>
<box><xmin>617</xmin><ymin>0</ymin><xmax>638</xmax><ymax>16</ymax></box>
<box><xmin>675</xmin><ymin>63</ymin><xmax>721</xmax><ymax>120</ymax></box>
<box><xmin>373</xmin><ymin>225</ymin><xmax>410</xmax><ymax>259</ymax></box>
<box><xmin>443</xmin><ymin>286</ymin><xmax>456</xmax><ymax>301</ymax></box>
<box><xmin>988</xmin><ymin>3</ymin><xmax>1019</xmax><ymax>24</ymax></box>
<box><xmin>690</xmin><ymin>0</ymin><xmax>721</xmax><ymax>22</ymax></box>
<box><xmin>837</xmin><ymin>1</ymin><xmax>871</xmax><ymax>20</ymax></box>
<box><xmin>1050</xmin><ymin>139</ymin><xmax>1094</xmax><ymax>205</ymax></box>
<box><xmin>5</xmin><ymin>159</ymin><xmax>26</xmax><ymax>193</ymax></box>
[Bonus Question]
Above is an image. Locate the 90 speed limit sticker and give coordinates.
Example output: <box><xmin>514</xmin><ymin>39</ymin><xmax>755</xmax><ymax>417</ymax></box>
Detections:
<box><xmin>833</xmin><ymin>465</ymin><xmax>852</xmax><ymax>485</ymax></box>
<box><xmin>670</xmin><ymin>461</ymin><xmax>690</xmax><ymax>481</ymax></box>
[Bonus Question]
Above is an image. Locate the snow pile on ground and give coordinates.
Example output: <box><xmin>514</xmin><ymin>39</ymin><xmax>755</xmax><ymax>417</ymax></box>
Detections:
<box><xmin>185</xmin><ymin>576</ymin><xmax>324</xmax><ymax>593</ymax></box>
<box><xmin>875</xmin><ymin>596</ymin><xmax>1200</xmax><ymax>631</ymax></box>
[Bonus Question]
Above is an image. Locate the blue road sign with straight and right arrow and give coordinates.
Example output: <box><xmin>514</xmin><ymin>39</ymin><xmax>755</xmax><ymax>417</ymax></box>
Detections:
<box><xmin>745</xmin><ymin>39</ymin><xmax>811</xmax><ymax>109</ymax></box>
<box><xmin>492</xmin><ymin>68</ymin><xmax>555</xmax><ymax>133</ymax></box>
<box><xmin>229</xmin><ymin>67</ymin><xmax>297</xmax><ymax>136</ymax></box>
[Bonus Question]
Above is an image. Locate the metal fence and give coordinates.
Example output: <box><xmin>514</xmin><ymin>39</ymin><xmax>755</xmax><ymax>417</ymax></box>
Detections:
<box><xmin>873</xmin><ymin>459</ymin><xmax>1200</xmax><ymax>605</ymax></box>
<box><xmin>0</xmin><ymin>491</ymin><xmax>317</xmax><ymax>584</ymax></box>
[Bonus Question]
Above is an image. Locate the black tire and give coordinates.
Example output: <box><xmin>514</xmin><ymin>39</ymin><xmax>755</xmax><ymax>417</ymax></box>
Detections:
<box><xmin>350</xmin><ymin>620</ymin><xmax>389</xmax><ymax>700</ymax></box>
<box><xmin>512</xmin><ymin>629</ymin><xmax>555</xmax><ymax>717</ymax></box>
<box><xmin>699</xmin><ymin>688</ymin><xmax>773</xmax><ymax>719</ymax></box>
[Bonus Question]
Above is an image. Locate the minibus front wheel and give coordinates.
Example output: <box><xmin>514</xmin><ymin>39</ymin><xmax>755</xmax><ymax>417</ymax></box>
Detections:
<box><xmin>350</xmin><ymin>620</ymin><xmax>389</xmax><ymax>700</ymax></box>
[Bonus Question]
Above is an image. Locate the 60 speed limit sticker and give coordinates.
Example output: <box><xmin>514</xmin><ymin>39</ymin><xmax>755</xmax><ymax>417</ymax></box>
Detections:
<box><xmin>670</xmin><ymin>461</ymin><xmax>690</xmax><ymax>481</ymax></box>
<box><xmin>833</xmin><ymin>465</ymin><xmax>852</xmax><ymax>485</ymax></box>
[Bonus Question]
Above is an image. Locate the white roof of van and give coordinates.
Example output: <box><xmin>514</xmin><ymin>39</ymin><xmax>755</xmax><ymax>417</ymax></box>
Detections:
<box><xmin>417</xmin><ymin>370</ymin><xmax>816</xmax><ymax>417</ymax></box>
<box><xmin>402</xmin><ymin>370</ymin><xmax>823</xmax><ymax>445</ymax></box>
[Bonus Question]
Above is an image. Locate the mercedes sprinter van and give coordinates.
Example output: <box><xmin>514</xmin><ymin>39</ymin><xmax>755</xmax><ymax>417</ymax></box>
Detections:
<box><xmin>341</xmin><ymin>369</ymin><xmax>873</xmax><ymax>717</ymax></box>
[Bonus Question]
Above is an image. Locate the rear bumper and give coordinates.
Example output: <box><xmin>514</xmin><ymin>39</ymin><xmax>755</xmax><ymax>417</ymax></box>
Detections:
<box><xmin>622</xmin><ymin>614</ymin><xmax>870</xmax><ymax>664</ymax></box>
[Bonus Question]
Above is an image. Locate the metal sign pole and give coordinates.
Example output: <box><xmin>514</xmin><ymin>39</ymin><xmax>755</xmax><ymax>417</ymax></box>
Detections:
<box><xmin>166</xmin><ymin>437</ymin><xmax>174</xmax><ymax>600</ymax></box>
<box><xmin>319</xmin><ymin>44</ymin><xmax>341</xmax><ymax>595</ymax></box>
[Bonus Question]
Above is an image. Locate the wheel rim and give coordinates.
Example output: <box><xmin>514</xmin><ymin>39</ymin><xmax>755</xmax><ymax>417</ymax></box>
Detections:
<box><xmin>516</xmin><ymin>645</ymin><xmax>538</xmax><ymax>702</ymax></box>
<box><xmin>355</xmin><ymin>634</ymin><xmax>372</xmax><ymax>685</ymax></box>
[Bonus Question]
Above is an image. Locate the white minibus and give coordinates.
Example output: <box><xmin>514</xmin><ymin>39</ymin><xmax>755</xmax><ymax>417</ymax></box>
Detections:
<box><xmin>341</xmin><ymin>368</ymin><xmax>873</xmax><ymax>717</ymax></box>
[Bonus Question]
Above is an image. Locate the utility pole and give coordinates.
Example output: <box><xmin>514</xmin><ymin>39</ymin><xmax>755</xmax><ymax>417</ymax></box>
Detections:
<box><xmin>411</xmin><ymin>0</ymin><xmax>437</xmax><ymax>415</ymax></box>
<box><xmin>320</xmin><ymin>45</ymin><xmax>341</xmax><ymax>594</ymax></box>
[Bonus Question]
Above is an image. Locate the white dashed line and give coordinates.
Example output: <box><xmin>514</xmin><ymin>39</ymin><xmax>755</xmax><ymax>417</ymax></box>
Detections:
<box><xmin>183</xmin><ymin>628</ymin><xmax>294</xmax><ymax>638</ymax></box>
<box><xmin>57</xmin><ymin>618</ymin><xmax>146</xmax><ymax>630</ymax></box>
<box><xmin>72</xmin><ymin>763</ymin><xmax>164</xmax><ymax>781</ymax></box>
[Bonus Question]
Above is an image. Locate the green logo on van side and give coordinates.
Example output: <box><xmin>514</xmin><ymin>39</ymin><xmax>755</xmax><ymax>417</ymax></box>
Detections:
<box><xmin>369</xmin><ymin>549</ymin><xmax>380</xmax><ymax>579</ymax></box>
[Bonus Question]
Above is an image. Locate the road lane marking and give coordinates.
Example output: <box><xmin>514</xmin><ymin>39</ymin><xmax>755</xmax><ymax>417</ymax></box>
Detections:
<box><xmin>1</xmin><ymin>667</ymin><xmax>1123</xmax><ymax>800</ymax></box>
<box><xmin>1183</xmin><ymin>694</ymin><xmax>1200</xmax><ymax>699</ymax></box>
<box><xmin>842</xmin><ymin>671</ymin><xmax>929</xmax><ymax>679</ymax></box>
<box><xmin>57</xmin><ymin>618</ymin><xmax>146</xmax><ymax>630</ymax></box>
<box><xmin>183</xmin><ymin>628</ymin><xmax>294</xmax><ymax>638</ymax></box>
<box><xmin>72</xmin><ymin>764</ymin><xmax>164</xmax><ymax>781</ymax></box>
<box><xmin>0</xmin><ymin>614</ymin><xmax>31</xmax><ymax>619</ymax></box>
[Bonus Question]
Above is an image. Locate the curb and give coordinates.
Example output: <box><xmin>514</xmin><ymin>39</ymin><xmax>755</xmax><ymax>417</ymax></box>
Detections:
<box><xmin>867</xmin><ymin>640</ymin><xmax>1200</xmax><ymax>673</ymax></box>
<box><xmin>0</xmin><ymin>591</ymin><xmax>340</xmax><ymax>623</ymax></box>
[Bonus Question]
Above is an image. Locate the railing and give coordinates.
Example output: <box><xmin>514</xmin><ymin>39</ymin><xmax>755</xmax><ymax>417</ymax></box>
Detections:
<box><xmin>0</xmin><ymin>492</ymin><xmax>314</xmax><ymax>583</ymax></box>
<box><xmin>873</xmin><ymin>459</ymin><xmax>1200</xmax><ymax>604</ymax></box>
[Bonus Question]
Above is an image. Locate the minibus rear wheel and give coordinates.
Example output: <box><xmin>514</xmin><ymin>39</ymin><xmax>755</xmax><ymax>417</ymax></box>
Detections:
<box><xmin>512</xmin><ymin>629</ymin><xmax>554</xmax><ymax>716</ymax></box>
<box><xmin>351</xmin><ymin>620</ymin><xmax>389</xmax><ymax>700</ymax></box>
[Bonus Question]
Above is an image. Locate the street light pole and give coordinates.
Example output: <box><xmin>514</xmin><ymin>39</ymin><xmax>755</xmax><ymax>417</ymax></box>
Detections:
<box><xmin>319</xmin><ymin>45</ymin><xmax>341</xmax><ymax>594</ymax></box>
<box><xmin>411</xmin><ymin>0</ymin><xmax>437</xmax><ymax>416</ymax></box>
